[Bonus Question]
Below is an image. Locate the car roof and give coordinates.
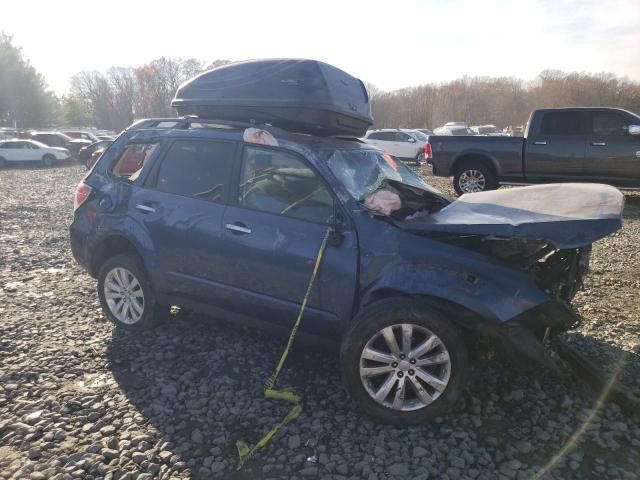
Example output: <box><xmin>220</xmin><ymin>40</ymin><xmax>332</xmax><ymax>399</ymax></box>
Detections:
<box><xmin>129</xmin><ymin>121</ymin><xmax>369</xmax><ymax>154</ymax></box>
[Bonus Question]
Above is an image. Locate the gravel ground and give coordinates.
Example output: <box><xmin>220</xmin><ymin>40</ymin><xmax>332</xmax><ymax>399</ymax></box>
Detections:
<box><xmin>1</xmin><ymin>164</ymin><xmax>639</xmax><ymax>480</ymax></box>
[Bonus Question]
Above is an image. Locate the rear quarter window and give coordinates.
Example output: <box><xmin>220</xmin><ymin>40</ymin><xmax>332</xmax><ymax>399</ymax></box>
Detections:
<box><xmin>112</xmin><ymin>143</ymin><xmax>159</xmax><ymax>181</ymax></box>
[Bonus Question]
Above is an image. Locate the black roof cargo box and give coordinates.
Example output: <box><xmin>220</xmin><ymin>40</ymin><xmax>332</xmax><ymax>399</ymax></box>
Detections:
<box><xmin>171</xmin><ymin>59</ymin><xmax>373</xmax><ymax>137</ymax></box>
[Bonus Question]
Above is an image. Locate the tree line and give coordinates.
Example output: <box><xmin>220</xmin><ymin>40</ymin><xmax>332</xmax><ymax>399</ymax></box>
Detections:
<box><xmin>370</xmin><ymin>71</ymin><xmax>640</xmax><ymax>129</ymax></box>
<box><xmin>2</xmin><ymin>34</ymin><xmax>640</xmax><ymax>133</ymax></box>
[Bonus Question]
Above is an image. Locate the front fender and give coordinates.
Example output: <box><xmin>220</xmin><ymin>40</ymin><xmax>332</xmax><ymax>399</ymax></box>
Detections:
<box><xmin>359</xmin><ymin>257</ymin><xmax>549</xmax><ymax>324</ymax></box>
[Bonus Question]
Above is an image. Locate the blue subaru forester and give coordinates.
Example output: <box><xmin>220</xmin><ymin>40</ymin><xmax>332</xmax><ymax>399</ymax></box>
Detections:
<box><xmin>70</xmin><ymin>61</ymin><xmax>623</xmax><ymax>424</ymax></box>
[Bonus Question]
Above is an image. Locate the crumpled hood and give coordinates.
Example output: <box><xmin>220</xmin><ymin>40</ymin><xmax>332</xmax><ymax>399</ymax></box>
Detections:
<box><xmin>401</xmin><ymin>183</ymin><xmax>624</xmax><ymax>248</ymax></box>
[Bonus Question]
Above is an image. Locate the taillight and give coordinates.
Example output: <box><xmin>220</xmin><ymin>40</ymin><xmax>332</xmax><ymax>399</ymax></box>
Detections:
<box><xmin>74</xmin><ymin>181</ymin><xmax>93</xmax><ymax>210</ymax></box>
<box><xmin>424</xmin><ymin>142</ymin><xmax>433</xmax><ymax>159</ymax></box>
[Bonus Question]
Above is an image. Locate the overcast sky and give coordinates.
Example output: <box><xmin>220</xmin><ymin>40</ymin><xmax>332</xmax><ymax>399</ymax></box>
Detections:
<box><xmin>3</xmin><ymin>0</ymin><xmax>639</xmax><ymax>95</ymax></box>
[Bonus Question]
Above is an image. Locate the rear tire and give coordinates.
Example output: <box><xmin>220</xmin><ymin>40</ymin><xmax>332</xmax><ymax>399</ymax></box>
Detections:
<box><xmin>97</xmin><ymin>253</ymin><xmax>169</xmax><ymax>331</ymax></box>
<box><xmin>340</xmin><ymin>298</ymin><xmax>469</xmax><ymax>425</ymax></box>
<box><xmin>415</xmin><ymin>152</ymin><xmax>426</xmax><ymax>165</ymax></box>
<box><xmin>42</xmin><ymin>154</ymin><xmax>56</xmax><ymax>167</ymax></box>
<box><xmin>453</xmin><ymin>160</ymin><xmax>497</xmax><ymax>195</ymax></box>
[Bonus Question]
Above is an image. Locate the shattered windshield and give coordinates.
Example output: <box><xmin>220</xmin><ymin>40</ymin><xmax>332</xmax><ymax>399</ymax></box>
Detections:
<box><xmin>325</xmin><ymin>149</ymin><xmax>448</xmax><ymax>202</ymax></box>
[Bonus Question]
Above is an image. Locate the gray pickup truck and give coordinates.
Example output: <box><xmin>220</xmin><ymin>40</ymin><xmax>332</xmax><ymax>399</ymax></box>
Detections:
<box><xmin>427</xmin><ymin>107</ymin><xmax>640</xmax><ymax>195</ymax></box>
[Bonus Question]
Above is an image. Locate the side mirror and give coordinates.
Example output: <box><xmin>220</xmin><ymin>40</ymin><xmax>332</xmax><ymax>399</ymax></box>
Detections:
<box><xmin>407</xmin><ymin>137</ymin><xmax>416</xmax><ymax>143</ymax></box>
<box><xmin>629</xmin><ymin>125</ymin><xmax>640</xmax><ymax>136</ymax></box>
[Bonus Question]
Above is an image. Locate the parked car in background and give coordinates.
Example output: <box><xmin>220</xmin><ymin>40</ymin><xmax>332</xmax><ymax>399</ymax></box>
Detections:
<box><xmin>428</xmin><ymin>107</ymin><xmax>640</xmax><ymax>195</ymax></box>
<box><xmin>62</xmin><ymin>130</ymin><xmax>100</xmax><ymax>143</ymax></box>
<box><xmin>0</xmin><ymin>139</ymin><xmax>70</xmax><ymax>167</ymax></box>
<box><xmin>87</xmin><ymin>148</ymin><xmax>105</xmax><ymax>170</ymax></box>
<box><xmin>78</xmin><ymin>140</ymin><xmax>114</xmax><ymax>166</ymax></box>
<box><xmin>362</xmin><ymin>128</ymin><xmax>429</xmax><ymax>164</ymax></box>
<box><xmin>0</xmin><ymin>128</ymin><xmax>17</xmax><ymax>141</ymax></box>
<box><xmin>444</xmin><ymin>122</ymin><xmax>469</xmax><ymax>128</ymax></box>
<box><xmin>29</xmin><ymin>131</ymin><xmax>73</xmax><ymax>148</ymax></box>
<box><xmin>433</xmin><ymin>126</ymin><xmax>477</xmax><ymax>136</ymax></box>
<box><xmin>66</xmin><ymin>138</ymin><xmax>94</xmax><ymax>159</ymax></box>
<box><xmin>471</xmin><ymin>125</ymin><xmax>510</xmax><ymax>136</ymax></box>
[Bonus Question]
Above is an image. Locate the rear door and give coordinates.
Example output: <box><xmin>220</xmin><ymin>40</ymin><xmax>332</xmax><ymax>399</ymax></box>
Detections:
<box><xmin>128</xmin><ymin>138</ymin><xmax>239</xmax><ymax>301</ymax></box>
<box><xmin>525</xmin><ymin>110</ymin><xmax>586</xmax><ymax>178</ymax></box>
<box><xmin>584</xmin><ymin>110</ymin><xmax>640</xmax><ymax>184</ymax></box>
<box><xmin>219</xmin><ymin>144</ymin><xmax>358</xmax><ymax>337</ymax></box>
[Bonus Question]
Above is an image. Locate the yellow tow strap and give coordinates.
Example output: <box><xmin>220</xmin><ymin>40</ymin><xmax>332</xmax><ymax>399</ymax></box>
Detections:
<box><xmin>236</xmin><ymin>226</ymin><xmax>333</xmax><ymax>469</ymax></box>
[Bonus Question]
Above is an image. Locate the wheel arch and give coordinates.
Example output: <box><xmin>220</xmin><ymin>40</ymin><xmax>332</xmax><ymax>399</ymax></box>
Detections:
<box><xmin>90</xmin><ymin>234</ymin><xmax>144</xmax><ymax>277</ymax></box>
<box><xmin>452</xmin><ymin>152</ymin><xmax>501</xmax><ymax>177</ymax></box>
<box><xmin>359</xmin><ymin>289</ymin><xmax>487</xmax><ymax>332</ymax></box>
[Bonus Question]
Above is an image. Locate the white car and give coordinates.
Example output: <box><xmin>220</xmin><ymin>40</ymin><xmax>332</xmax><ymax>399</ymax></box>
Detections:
<box><xmin>0</xmin><ymin>139</ymin><xmax>70</xmax><ymax>167</ymax></box>
<box><xmin>433</xmin><ymin>126</ymin><xmax>477</xmax><ymax>136</ymax></box>
<box><xmin>362</xmin><ymin>129</ymin><xmax>429</xmax><ymax>164</ymax></box>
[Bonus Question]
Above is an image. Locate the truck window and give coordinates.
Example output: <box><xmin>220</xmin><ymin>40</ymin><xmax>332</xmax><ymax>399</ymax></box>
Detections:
<box><xmin>540</xmin><ymin>112</ymin><xmax>582</xmax><ymax>135</ymax></box>
<box><xmin>591</xmin><ymin>112</ymin><xmax>629</xmax><ymax>136</ymax></box>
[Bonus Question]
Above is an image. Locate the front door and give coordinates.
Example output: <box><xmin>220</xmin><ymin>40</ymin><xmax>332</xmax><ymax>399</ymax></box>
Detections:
<box><xmin>220</xmin><ymin>144</ymin><xmax>358</xmax><ymax>337</ymax></box>
<box><xmin>525</xmin><ymin>110</ymin><xmax>586</xmax><ymax>179</ymax></box>
<box><xmin>583</xmin><ymin>110</ymin><xmax>640</xmax><ymax>185</ymax></box>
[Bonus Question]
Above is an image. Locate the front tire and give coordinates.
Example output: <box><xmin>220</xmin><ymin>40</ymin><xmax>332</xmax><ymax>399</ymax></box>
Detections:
<box><xmin>42</xmin><ymin>154</ymin><xmax>56</xmax><ymax>167</ymax></box>
<box><xmin>453</xmin><ymin>160</ymin><xmax>497</xmax><ymax>195</ymax></box>
<box><xmin>97</xmin><ymin>253</ymin><xmax>167</xmax><ymax>331</ymax></box>
<box><xmin>340</xmin><ymin>298</ymin><xmax>469</xmax><ymax>424</ymax></box>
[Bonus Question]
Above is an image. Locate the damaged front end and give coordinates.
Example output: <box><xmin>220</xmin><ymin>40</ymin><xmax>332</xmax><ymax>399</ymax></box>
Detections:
<box><xmin>388</xmin><ymin>183</ymin><xmax>624</xmax><ymax>372</ymax></box>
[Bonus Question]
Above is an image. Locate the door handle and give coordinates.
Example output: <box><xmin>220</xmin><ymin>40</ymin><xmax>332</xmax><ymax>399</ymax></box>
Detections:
<box><xmin>135</xmin><ymin>204</ymin><xmax>156</xmax><ymax>213</ymax></box>
<box><xmin>533</xmin><ymin>141</ymin><xmax>547</xmax><ymax>145</ymax></box>
<box><xmin>591</xmin><ymin>142</ymin><xmax>607</xmax><ymax>146</ymax></box>
<box><xmin>225</xmin><ymin>223</ymin><xmax>251</xmax><ymax>234</ymax></box>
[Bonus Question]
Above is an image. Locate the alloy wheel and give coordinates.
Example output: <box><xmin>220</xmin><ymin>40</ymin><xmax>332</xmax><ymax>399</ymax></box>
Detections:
<box><xmin>103</xmin><ymin>267</ymin><xmax>145</xmax><ymax>324</ymax></box>
<box><xmin>458</xmin><ymin>169</ymin><xmax>486</xmax><ymax>193</ymax></box>
<box><xmin>359</xmin><ymin>323</ymin><xmax>451</xmax><ymax>411</ymax></box>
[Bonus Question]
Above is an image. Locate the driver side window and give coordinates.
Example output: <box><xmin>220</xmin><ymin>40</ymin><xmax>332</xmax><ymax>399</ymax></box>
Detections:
<box><xmin>239</xmin><ymin>146</ymin><xmax>334</xmax><ymax>224</ymax></box>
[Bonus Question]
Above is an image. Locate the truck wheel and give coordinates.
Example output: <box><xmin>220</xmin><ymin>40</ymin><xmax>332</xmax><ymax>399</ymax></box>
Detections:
<box><xmin>42</xmin><ymin>154</ymin><xmax>56</xmax><ymax>167</ymax></box>
<box><xmin>453</xmin><ymin>161</ymin><xmax>497</xmax><ymax>195</ymax></box>
<box><xmin>97</xmin><ymin>253</ymin><xmax>169</xmax><ymax>331</ymax></box>
<box><xmin>340</xmin><ymin>298</ymin><xmax>469</xmax><ymax>425</ymax></box>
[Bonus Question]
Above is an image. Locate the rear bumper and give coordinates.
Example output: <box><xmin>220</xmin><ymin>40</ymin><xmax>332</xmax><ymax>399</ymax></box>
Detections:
<box><xmin>69</xmin><ymin>222</ymin><xmax>93</xmax><ymax>275</ymax></box>
<box><xmin>429</xmin><ymin>160</ymin><xmax>452</xmax><ymax>177</ymax></box>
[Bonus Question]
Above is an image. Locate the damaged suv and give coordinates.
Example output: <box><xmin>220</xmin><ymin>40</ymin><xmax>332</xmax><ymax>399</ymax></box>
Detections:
<box><xmin>69</xmin><ymin>60</ymin><xmax>624</xmax><ymax>424</ymax></box>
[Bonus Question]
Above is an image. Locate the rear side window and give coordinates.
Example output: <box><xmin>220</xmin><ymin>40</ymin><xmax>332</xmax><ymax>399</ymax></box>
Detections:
<box><xmin>113</xmin><ymin>143</ymin><xmax>158</xmax><ymax>180</ymax></box>
<box><xmin>540</xmin><ymin>112</ymin><xmax>583</xmax><ymax>135</ymax></box>
<box><xmin>155</xmin><ymin>140</ymin><xmax>235</xmax><ymax>203</ymax></box>
<box><xmin>591</xmin><ymin>112</ymin><xmax>629</xmax><ymax>136</ymax></box>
